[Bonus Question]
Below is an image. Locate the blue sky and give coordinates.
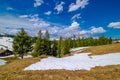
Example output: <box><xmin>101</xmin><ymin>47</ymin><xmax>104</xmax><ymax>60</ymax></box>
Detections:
<box><xmin>0</xmin><ymin>0</ymin><xmax>120</xmax><ymax>39</ymax></box>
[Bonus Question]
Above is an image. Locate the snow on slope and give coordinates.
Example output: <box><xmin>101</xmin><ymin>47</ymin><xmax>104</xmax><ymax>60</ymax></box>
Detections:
<box><xmin>24</xmin><ymin>53</ymin><xmax>120</xmax><ymax>71</ymax></box>
<box><xmin>0</xmin><ymin>37</ymin><xmax>13</xmax><ymax>51</ymax></box>
<box><xmin>70</xmin><ymin>47</ymin><xmax>89</xmax><ymax>52</ymax></box>
<box><xmin>0</xmin><ymin>59</ymin><xmax>7</xmax><ymax>66</ymax></box>
<box><xmin>0</xmin><ymin>55</ymin><xmax>14</xmax><ymax>58</ymax></box>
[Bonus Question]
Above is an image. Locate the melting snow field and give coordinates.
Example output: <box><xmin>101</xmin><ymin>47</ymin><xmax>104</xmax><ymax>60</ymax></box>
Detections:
<box><xmin>24</xmin><ymin>53</ymin><xmax>120</xmax><ymax>71</ymax></box>
<box><xmin>0</xmin><ymin>37</ymin><xmax>13</xmax><ymax>51</ymax></box>
<box><xmin>0</xmin><ymin>55</ymin><xmax>14</xmax><ymax>59</ymax></box>
<box><xmin>70</xmin><ymin>47</ymin><xmax>89</xmax><ymax>52</ymax></box>
<box><xmin>0</xmin><ymin>59</ymin><xmax>7</xmax><ymax>66</ymax></box>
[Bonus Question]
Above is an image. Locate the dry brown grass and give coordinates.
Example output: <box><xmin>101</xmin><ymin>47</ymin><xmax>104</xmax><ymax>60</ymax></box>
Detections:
<box><xmin>0</xmin><ymin>58</ymin><xmax>120</xmax><ymax>80</ymax></box>
<box><xmin>85</xmin><ymin>43</ymin><xmax>120</xmax><ymax>56</ymax></box>
<box><xmin>0</xmin><ymin>43</ymin><xmax>120</xmax><ymax>80</ymax></box>
<box><xmin>0</xmin><ymin>56</ymin><xmax>120</xmax><ymax>80</ymax></box>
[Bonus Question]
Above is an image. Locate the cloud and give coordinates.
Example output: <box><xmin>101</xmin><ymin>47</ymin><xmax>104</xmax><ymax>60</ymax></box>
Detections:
<box><xmin>79</xmin><ymin>30</ymin><xmax>88</xmax><ymax>34</ymax></box>
<box><xmin>19</xmin><ymin>15</ymin><xmax>29</xmax><ymax>18</ymax></box>
<box><xmin>19</xmin><ymin>14</ymin><xmax>39</xmax><ymax>22</ymax></box>
<box><xmin>68</xmin><ymin>0</ymin><xmax>89</xmax><ymax>12</ymax></box>
<box><xmin>108</xmin><ymin>22</ymin><xmax>120</xmax><ymax>29</ymax></box>
<box><xmin>54</xmin><ymin>1</ymin><xmax>65</xmax><ymax>14</ymax></box>
<box><xmin>0</xmin><ymin>15</ymin><xmax>50</xmax><ymax>36</ymax></box>
<box><xmin>34</xmin><ymin>0</ymin><xmax>44</xmax><ymax>7</ymax></box>
<box><xmin>6</xmin><ymin>7</ymin><xmax>14</xmax><ymax>11</ymax></box>
<box><xmin>67</xmin><ymin>21</ymin><xmax>80</xmax><ymax>30</ymax></box>
<box><xmin>78</xmin><ymin>26</ymin><xmax>106</xmax><ymax>36</ymax></box>
<box><xmin>90</xmin><ymin>26</ymin><xmax>106</xmax><ymax>34</ymax></box>
<box><xmin>0</xmin><ymin>16</ymin><xmax>32</xmax><ymax>35</ymax></box>
<box><xmin>71</xmin><ymin>13</ymin><xmax>81</xmax><ymax>21</ymax></box>
<box><xmin>0</xmin><ymin>14</ymin><xmax>106</xmax><ymax>39</ymax></box>
<box><xmin>58</xmin><ymin>21</ymin><xmax>80</xmax><ymax>37</ymax></box>
<box><xmin>44</xmin><ymin>11</ymin><xmax>52</xmax><ymax>15</ymax></box>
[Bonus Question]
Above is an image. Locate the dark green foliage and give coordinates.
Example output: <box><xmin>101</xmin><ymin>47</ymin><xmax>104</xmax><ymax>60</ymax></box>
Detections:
<box><xmin>43</xmin><ymin>30</ymin><xmax>51</xmax><ymax>55</ymax></box>
<box><xmin>69</xmin><ymin>35</ymin><xmax>113</xmax><ymax>48</ymax></box>
<box><xmin>57</xmin><ymin>37</ymin><xmax>62</xmax><ymax>57</ymax></box>
<box><xmin>58</xmin><ymin>37</ymin><xmax>70</xmax><ymax>57</ymax></box>
<box><xmin>32</xmin><ymin>30</ymin><xmax>51</xmax><ymax>57</ymax></box>
<box><xmin>12</xmin><ymin>28</ymin><xmax>32</xmax><ymax>59</ymax></box>
<box><xmin>31</xmin><ymin>37</ymin><xmax>37</xmax><ymax>44</ymax></box>
<box><xmin>12</xmin><ymin>28</ymin><xmax>113</xmax><ymax>58</ymax></box>
<box><xmin>109</xmin><ymin>37</ymin><xmax>112</xmax><ymax>44</ymax></box>
<box><xmin>51</xmin><ymin>40</ymin><xmax>57</xmax><ymax>56</ymax></box>
<box><xmin>32</xmin><ymin>30</ymin><xmax>43</xmax><ymax>57</ymax></box>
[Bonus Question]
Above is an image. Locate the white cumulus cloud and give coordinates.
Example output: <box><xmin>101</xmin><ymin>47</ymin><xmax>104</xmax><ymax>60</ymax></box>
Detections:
<box><xmin>68</xmin><ymin>21</ymin><xmax>80</xmax><ymax>30</ymax></box>
<box><xmin>71</xmin><ymin>13</ymin><xmax>81</xmax><ymax>21</ymax></box>
<box><xmin>0</xmin><ymin>14</ymin><xmax>106</xmax><ymax>39</ymax></box>
<box><xmin>59</xmin><ymin>21</ymin><xmax>80</xmax><ymax>37</ymax></box>
<box><xmin>54</xmin><ymin>1</ymin><xmax>65</xmax><ymax>14</ymax></box>
<box><xmin>19</xmin><ymin>15</ymin><xmax>29</xmax><ymax>18</ymax></box>
<box><xmin>108</xmin><ymin>22</ymin><xmax>120</xmax><ymax>29</ymax></box>
<box><xmin>68</xmin><ymin>0</ymin><xmax>89</xmax><ymax>12</ymax></box>
<box><xmin>44</xmin><ymin>11</ymin><xmax>52</xmax><ymax>15</ymax></box>
<box><xmin>90</xmin><ymin>26</ymin><xmax>106</xmax><ymax>34</ymax></box>
<box><xmin>34</xmin><ymin>0</ymin><xmax>44</xmax><ymax>7</ymax></box>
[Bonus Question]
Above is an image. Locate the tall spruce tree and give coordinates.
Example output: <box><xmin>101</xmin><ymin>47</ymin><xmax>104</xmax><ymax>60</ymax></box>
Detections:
<box><xmin>32</xmin><ymin>30</ymin><xmax>43</xmax><ymax>57</ymax></box>
<box><xmin>13</xmin><ymin>28</ymin><xmax>32</xmax><ymax>59</ymax></box>
<box><xmin>59</xmin><ymin>38</ymin><xmax>69</xmax><ymax>57</ymax></box>
<box><xmin>109</xmin><ymin>37</ymin><xmax>112</xmax><ymax>44</ymax></box>
<box><xmin>88</xmin><ymin>37</ymin><xmax>94</xmax><ymax>46</ymax></box>
<box><xmin>57</xmin><ymin>37</ymin><xmax>62</xmax><ymax>57</ymax></box>
<box><xmin>51</xmin><ymin>40</ymin><xmax>57</xmax><ymax>56</ymax></box>
<box><xmin>43</xmin><ymin>30</ymin><xmax>51</xmax><ymax>55</ymax></box>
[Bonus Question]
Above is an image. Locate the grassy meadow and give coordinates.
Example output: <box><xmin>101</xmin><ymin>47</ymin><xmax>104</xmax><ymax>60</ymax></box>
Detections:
<box><xmin>0</xmin><ymin>43</ymin><xmax>120</xmax><ymax>80</ymax></box>
<box><xmin>85</xmin><ymin>43</ymin><xmax>120</xmax><ymax>56</ymax></box>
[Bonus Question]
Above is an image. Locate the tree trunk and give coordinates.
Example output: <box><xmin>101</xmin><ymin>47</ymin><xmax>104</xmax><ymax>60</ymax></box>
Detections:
<box><xmin>21</xmin><ymin>54</ymin><xmax>24</xmax><ymax>59</ymax></box>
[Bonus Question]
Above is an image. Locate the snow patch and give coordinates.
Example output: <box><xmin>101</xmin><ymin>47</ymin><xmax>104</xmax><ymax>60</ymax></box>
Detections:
<box><xmin>0</xmin><ymin>37</ymin><xmax>13</xmax><ymax>51</ymax></box>
<box><xmin>24</xmin><ymin>53</ymin><xmax>120</xmax><ymax>71</ymax></box>
<box><xmin>70</xmin><ymin>47</ymin><xmax>89</xmax><ymax>52</ymax></box>
<box><xmin>18</xmin><ymin>55</ymin><xmax>32</xmax><ymax>59</ymax></box>
<box><xmin>0</xmin><ymin>59</ymin><xmax>7</xmax><ymax>66</ymax></box>
<box><xmin>0</xmin><ymin>55</ymin><xmax>14</xmax><ymax>58</ymax></box>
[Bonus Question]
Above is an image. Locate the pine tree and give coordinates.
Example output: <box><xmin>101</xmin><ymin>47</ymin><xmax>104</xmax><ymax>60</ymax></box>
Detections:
<box><xmin>57</xmin><ymin>37</ymin><xmax>62</xmax><ymax>57</ymax></box>
<box><xmin>43</xmin><ymin>30</ymin><xmax>51</xmax><ymax>55</ymax></box>
<box><xmin>51</xmin><ymin>40</ymin><xmax>57</xmax><ymax>56</ymax></box>
<box><xmin>109</xmin><ymin>37</ymin><xmax>112</xmax><ymax>44</ymax></box>
<box><xmin>99</xmin><ymin>35</ymin><xmax>106</xmax><ymax>45</ymax></box>
<box><xmin>88</xmin><ymin>36</ymin><xmax>94</xmax><ymax>46</ymax></box>
<box><xmin>60</xmin><ymin>38</ymin><xmax>69</xmax><ymax>57</ymax></box>
<box><xmin>81</xmin><ymin>37</ymin><xmax>85</xmax><ymax>47</ymax></box>
<box><xmin>44</xmin><ymin>30</ymin><xmax>50</xmax><ymax>40</ymax></box>
<box><xmin>77</xmin><ymin>36</ymin><xmax>81</xmax><ymax>47</ymax></box>
<box><xmin>13</xmin><ymin>28</ymin><xmax>32</xmax><ymax>59</ymax></box>
<box><xmin>32</xmin><ymin>30</ymin><xmax>43</xmax><ymax>57</ymax></box>
<box><xmin>94</xmin><ymin>39</ymin><xmax>98</xmax><ymax>46</ymax></box>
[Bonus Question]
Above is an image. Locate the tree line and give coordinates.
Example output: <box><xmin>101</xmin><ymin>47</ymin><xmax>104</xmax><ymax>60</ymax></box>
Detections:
<box><xmin>12</xmin><ymin>28</ymin><xmax>113</xmax><ymax>59</ymax></box>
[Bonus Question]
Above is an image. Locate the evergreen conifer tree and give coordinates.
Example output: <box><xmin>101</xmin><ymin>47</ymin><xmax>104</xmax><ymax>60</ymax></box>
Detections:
<box><xmin>13</xmin><ymin>28</ymin><xmax>32</xmax><ymax>59</ymax></box>
<box><xmin>51</xmin><ymin>40</ymin><xmax>57</xmax><ymax>56</ymax></box>
<box><xmin>57</xmin><ymin>37</ymin><xmax>62</xmax><ymax>57</ymax></box>
<box><xmin>109</xmin><ymin>37</ymin><xmax>112</xmax><ymax>44</ymax></box>
<box><xmin>60</xmin><ymin>38</ymin><xmax>69</xmax><ymax>57</ymax></box>
<box><xmin>32</xmin><ymin>30</ymin><xmax>43</xmax><ymax>57</ymax></box>
<box><xmin>43</xmin><ymin>30</ymin><xmax>51</xmax><ymax>55</ymax></box>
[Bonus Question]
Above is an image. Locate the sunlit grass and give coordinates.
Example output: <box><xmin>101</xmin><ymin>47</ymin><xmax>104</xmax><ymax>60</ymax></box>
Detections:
<box><xmin>0</xmin><ymin>43</ymin><xmax>120</xmax><ymax>80</ymax></box>
<box><xmin>85</xmin><ymin>43</ymin><xmax>120</xmax><ymax>56</ymax></box>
